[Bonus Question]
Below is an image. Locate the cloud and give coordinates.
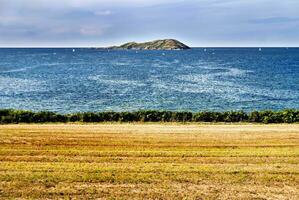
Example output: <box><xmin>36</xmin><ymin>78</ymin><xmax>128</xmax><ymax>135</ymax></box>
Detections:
<box><xmin>249</xmin><ymin>17</ymin><xmax>299</xmax><ymax>24</ymax></box>
<box><xmin>3</xmin><ymin>0</ymin><xmax>183</xmax><ymax>9</ymax></box>
<box><xmin>0</xmin><ymin>0</ymin><xmax>299</xmax><ymax>47</ymax></box>
<box><xmin>94</xmin><ymin>10</ymin><xmax>112</xmax><ymax>16</ymax></box>
<box><xmin>79</xmin><ymin>27</ymin><xmax>105</xmax><ymax>36</ymax></box>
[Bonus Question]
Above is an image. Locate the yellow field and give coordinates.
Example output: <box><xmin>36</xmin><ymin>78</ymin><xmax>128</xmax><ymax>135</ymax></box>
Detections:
<box><xmin>0</xmin><ymin>124</ymin><xmax>298</xmax><ymax>199</ymax></box>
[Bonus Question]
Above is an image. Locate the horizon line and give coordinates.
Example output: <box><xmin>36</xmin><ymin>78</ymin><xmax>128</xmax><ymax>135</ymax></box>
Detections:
<box><xmin>0</xmin><ymin>46</ymin><xmax>299</xmax><ymax>48</ymax></box>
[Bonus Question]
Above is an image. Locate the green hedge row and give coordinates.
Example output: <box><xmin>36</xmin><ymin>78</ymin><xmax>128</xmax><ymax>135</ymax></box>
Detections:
<box><xmin>1</xmin><ymin>109</ymin><xmax>299</xmax><ymax>124</ymax></box>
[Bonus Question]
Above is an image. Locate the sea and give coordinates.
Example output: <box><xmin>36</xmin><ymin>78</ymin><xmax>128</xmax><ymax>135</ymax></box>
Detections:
<box><xmin>0</xmin><ymin>48</ymin><xmax>298</xmax><ymax>113</ymax></box>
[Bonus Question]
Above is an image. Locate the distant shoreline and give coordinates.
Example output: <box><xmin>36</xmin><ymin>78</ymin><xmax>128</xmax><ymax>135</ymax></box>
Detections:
<box><xmin>1</xmin><ymin>47</ymin><xmax>299</xmax><ymax>49</ymax></box>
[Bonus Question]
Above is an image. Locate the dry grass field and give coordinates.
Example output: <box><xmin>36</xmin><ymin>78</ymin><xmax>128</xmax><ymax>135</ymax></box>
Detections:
<box><xmin>0</xmin><ymin>124</ymin><xmax>298</xmax><ymax>199</ymax></box>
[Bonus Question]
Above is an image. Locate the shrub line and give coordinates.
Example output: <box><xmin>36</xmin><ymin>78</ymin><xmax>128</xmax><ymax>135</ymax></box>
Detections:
<box><xmin>1</xmin><ymin>109</ymin><xmax>299</xmax><ymax>124</ymax></box>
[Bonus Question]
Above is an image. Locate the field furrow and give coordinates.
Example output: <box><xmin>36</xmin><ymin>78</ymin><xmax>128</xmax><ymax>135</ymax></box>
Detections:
<box><xmin>0</xmin><ymin>124</ymin><xmax>298</xmax><ymax>199</ymax></box>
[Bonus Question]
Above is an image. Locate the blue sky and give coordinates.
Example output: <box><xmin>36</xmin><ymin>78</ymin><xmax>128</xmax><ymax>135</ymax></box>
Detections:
<box><xmin>0</xmin><ymin>0</ymin><xmax>299</xmax><ymax>47</ymax></box>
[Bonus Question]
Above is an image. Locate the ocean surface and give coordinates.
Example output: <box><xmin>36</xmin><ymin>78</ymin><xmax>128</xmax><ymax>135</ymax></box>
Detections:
<box><xmin>0</xmin><ymin>48</ymin><xmax>298</xmax><ymax>113</ymax></box>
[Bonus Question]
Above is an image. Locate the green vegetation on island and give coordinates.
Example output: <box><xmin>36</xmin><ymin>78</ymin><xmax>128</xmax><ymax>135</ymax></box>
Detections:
<box><xmin>108</xmin><ymin>39</ymin><xmax>190</xmax><ymax>50</ymax></box>
<box><xmin>1</xmin><ymin>109</ymin><xmax>299</xmax><ymax>124</ymax></box>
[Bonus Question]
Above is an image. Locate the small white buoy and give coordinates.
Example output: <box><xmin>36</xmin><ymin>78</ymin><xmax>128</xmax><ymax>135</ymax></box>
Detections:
<box><xmin>259</xmin><ymin>48</ymin><xmax>262</xmax><ymax>51</ymax></box>
<box><xmin>162</xmin><ymin>53</ymin><xmax>165</xmax><ymax>56</ymax></box>
<box><xmin>72</xmin><ymin>49</ymin><xmax>76</xmax><ymax>52</ymax></box>
<box><xmin>204</xmin><ymin>49</ymin><xmax>207</xmax><ymax>52</ymax></box>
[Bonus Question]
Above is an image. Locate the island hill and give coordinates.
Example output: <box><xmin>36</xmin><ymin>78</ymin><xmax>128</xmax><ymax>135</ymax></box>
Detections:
<box><xmin>107</xmin><ymin>39</ymin><xmax>190</xmax><ymax>50</ymax></box>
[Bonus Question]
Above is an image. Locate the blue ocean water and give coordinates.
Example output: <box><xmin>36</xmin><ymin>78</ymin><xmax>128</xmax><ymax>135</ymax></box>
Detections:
<box><xmin>0</xmin><ymin>48</ymin><xmax>298</xmax><ymax>113</ymax></box>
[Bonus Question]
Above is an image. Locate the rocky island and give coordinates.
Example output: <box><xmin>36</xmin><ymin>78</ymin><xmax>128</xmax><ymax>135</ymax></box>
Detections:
<box><xmin>108</xmin><ymin>39</ymin><xmax>190</xmax><ymax>50</ymax></box>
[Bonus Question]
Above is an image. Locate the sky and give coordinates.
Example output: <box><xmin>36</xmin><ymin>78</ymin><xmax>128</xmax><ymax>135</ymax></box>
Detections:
<box><xmin>0</xmin><ymin>0</ymin><xmax>299</xmax><ymax>47</ymax></box>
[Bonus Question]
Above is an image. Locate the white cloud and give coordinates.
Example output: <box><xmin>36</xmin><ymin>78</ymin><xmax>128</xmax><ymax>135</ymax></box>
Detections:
<box><xmin>94</xmin><ymin>10</ymin><xmax>112</xmax><ymax>16</ymax></box>
<box><xmin>79</xmin><ymin>27</ymin><xmax>104</xmax><ymax>36</ymax></box>
<box><xmin>0</xmin><ymin>0</ymin><xmax>299</xmax><ymax>46</ymax></box>
<box><xmin>7</xmin><ymin>0</ymin><xmax>183</xmax><ymax>9</ymax></box>
<box><xmin>62</xmin><ymin>0</ymin><xmax>182</xmax><ymax>7</ymax></box>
